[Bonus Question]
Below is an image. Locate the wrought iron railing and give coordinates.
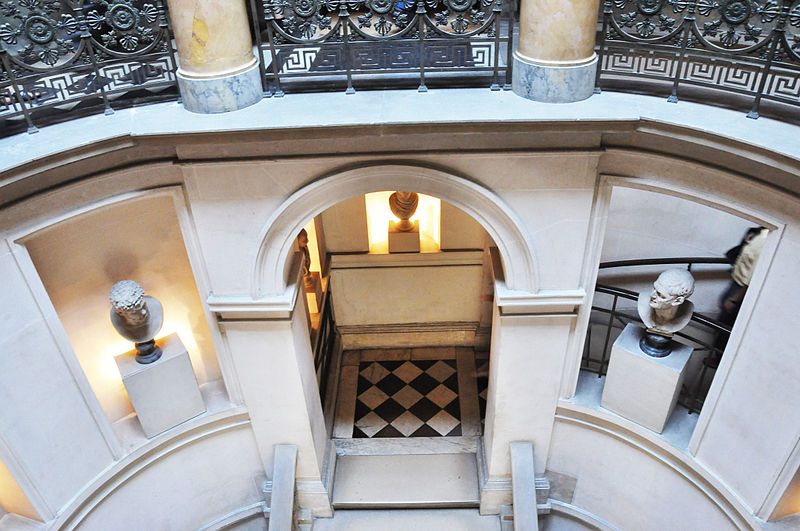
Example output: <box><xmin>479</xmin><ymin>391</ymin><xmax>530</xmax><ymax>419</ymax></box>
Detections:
<box><xmin>583</xmin><ymin>257</ymin><xmax>732</xmax><ymax>414</ymax></box>
<box><xmin>0</xmin><ymin>0</ymin><xmax>178</xmax><ymax>137</ymax></box>
<box><xmin>249</xmin><ymin>0</ymin><xmax>515</xmax><ymax>94</ymax></box>
<box><xmin>4</xmin><ymin>0</ymin><xmax>799</xmax><ymax>137</ymax></box>
<box><xmin>594</xmin><ymin>0</ymin><xmax>800</xmax><ymax>119</ymax></box>
<box><xmin>312</xmin><ymin>281</ymin><xmax>337</xmax><ymax>400</ymax></box>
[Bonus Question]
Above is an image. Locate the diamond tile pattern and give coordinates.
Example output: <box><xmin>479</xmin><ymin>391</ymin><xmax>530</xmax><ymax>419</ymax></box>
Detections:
<box><xmin>353</xmin><ymin>360</ymin><xmax>462</xmax><ymax>438</ymax></box>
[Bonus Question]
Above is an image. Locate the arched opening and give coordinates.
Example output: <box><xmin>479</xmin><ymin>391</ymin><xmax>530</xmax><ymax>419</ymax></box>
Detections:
<box><xmin>254</xmin><ymin>164</ymin><xmax>539</xmax><ymax>509</ymax></box>
<box><xmin>251</xmin><ymin>163</ymin><xmax>538</xmax><ymax>299</ymax></box>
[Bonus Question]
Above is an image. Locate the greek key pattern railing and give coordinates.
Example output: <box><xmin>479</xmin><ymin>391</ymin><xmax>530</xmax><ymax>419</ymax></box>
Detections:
<box><xmin>0</xmin><ymin>0</ymin><xmax>178</xmax><ymax>136</ymax></box>
<box><xmin>249</xmin><ymin>0</ymin><xmax>514</xmax><ymax>95</ymax></box>
<box><xmin>595</xmin><ymin>0</ymin><xmax>800</xmax><ymax>117</ymax></box>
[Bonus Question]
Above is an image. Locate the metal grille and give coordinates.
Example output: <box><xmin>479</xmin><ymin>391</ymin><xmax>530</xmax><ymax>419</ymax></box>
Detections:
<box><xmin>0</xmin><ymin>0</ymin><xmax>178</xmax><ymax>137</ymax></box>
<box><xmin>594</xmin><ymin>0</ymin><xmax>800</xmax><ymax>118</ymax></box>
<box><xmin>249</xmin><ymin>0</ymin><xmax>515</xmax><ymax>95</ymax></box>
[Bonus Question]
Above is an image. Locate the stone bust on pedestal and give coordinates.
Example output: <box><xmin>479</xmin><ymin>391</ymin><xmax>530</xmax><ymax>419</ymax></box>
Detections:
<box><xmin>637</xmin><ymin>269</ymin><xmax>695</xmax><ymax>356</ymax></box>
<box><xmin>109</xmin><ymin>280</ymin><xmax>164</xmax><ymax>363</ymax></box>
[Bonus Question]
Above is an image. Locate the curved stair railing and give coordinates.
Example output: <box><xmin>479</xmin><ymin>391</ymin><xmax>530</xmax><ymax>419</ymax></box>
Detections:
<box><xmin>584</xmin><ymin>257</ymin><xmax>733</xmax><ymax>414</ymax></box>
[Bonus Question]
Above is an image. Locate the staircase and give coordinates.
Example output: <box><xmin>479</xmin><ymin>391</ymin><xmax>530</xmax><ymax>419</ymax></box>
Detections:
<box><xmin>314</xmin><ymin>437</ymin><xmax>501</xmax><ymax>529</ymax></box>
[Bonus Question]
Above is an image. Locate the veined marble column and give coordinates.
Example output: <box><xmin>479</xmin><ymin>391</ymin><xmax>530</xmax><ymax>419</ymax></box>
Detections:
<box><xmin>512</xmin><ymin>0</ymin><xmax>601</xmax><ymax>103</ymax></box>
<box><xmin>166</xmin><ymin>0</ymin><xmax>262</xmax><ymax>113</ymax></box>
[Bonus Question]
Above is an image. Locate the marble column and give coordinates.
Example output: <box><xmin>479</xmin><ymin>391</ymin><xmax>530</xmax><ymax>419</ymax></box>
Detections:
<box><xmin>165</xmin><ymin>0</ymin><xmax>262</xmax><ymax>113</ymax></box>
<box><xmin>512</xmin><ymin>0</ymin><xmax>601</xmax><ymax>103</ymax></box>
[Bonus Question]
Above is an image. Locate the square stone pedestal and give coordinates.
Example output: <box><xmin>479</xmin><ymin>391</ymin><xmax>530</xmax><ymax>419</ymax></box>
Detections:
<box><xmin>600</xmin><ymin>324</ymin><xmax>693</xmax><ymax>433</ymax></box>
<box><xmin>388</xmin><ymin>220</ymin><xmax>420</xmax><ymax>253</ymax></box>
<box><xmin>305</xmin><ymin>271</ymin><xmax>323</xmax><ymax>313</ymax></box>
<box><xmin>115</xmin><ymin>333</ymin><xmax>206</xmax><ymax>438</ymax></box>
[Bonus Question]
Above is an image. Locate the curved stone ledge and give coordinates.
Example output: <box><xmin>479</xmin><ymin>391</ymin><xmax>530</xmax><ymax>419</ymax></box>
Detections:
<box><xmin>53</xmin><ymin>407</ymin><xmax>252</xmax><ymax>530</ymax></box>
<box><xmin>554</xmin><ymin>402</ymin><xmax>759</xmax><ymax>530</ymax></box>
<box><xmin>1</xmin><ymin>90</ymin><xmax>799</xmax><ymax>208</ymax></box>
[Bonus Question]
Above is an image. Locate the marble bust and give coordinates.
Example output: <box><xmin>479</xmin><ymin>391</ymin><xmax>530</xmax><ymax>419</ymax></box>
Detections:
<box><xmin>109</xmin><ymin>280</ymin><xmax>164</xmax><ymax>363</ymax></box>
<box><xmin>637</xmin><ymin>269</ymin><xmax>695</xmax><ymax>336</ymax></box>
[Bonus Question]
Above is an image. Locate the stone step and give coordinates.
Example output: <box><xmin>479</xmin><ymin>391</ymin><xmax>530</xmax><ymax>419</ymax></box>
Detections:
<box><xmin>313</xmin><ymin>509</ymin><xmax>500</xmax><ymax>530</ymax></box>
<box><xmin>331</xmin><ymin>453</ymin><xmax>480</xmax><ymax>509</ymax></box>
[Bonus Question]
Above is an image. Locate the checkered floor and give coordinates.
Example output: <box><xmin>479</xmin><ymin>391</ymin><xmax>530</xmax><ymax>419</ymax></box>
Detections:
<box><xmin>353</xmin><ymin>360</ymin><xmax>462</xmax><ymax>438</ymax></box>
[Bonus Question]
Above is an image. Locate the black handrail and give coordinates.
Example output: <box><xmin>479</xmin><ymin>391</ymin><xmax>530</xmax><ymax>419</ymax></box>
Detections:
<box><xmin>595</xmin><ymin>284</ymin><xmax>732</xmax><ymax>335</ymax></box>
<box><xmin>312</xmin><ymin>281</ymin><xmax>337</xmax><ymax>402</ymax></box>
<box><xmin>599</xmin><ymin>257</ymin><xmax>730</xmax><ymax>269</ymax></box>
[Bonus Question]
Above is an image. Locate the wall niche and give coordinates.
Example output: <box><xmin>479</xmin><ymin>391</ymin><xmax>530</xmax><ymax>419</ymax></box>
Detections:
<box><xmin>23</xmin><ymin>192</ymin><xmax>221</xmax><ymax>436</ymax></box>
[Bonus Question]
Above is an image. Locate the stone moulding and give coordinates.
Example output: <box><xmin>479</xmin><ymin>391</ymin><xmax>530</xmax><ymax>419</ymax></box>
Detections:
<box><xmin>554</xmin><ymin>403</ymin><xmax>759</xmax><ymax>530</ymax></box>
<box><xmin>251</xmin><ymin>162</ymin><xmax>540</xmax><ymax>299</ymax></box>
<box><xmin>52</xmin><ymin>408</ymin><xmax>251</xmax><ymax>530</ymax></box>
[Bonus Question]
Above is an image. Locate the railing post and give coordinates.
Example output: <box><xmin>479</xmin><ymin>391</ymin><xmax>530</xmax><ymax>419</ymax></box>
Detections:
<box><xmin>747</xmin><ymin>16</ymin><xmax>785</xmax><ymax>119</ymax></box>
<box><xmin>599</xmin><ymin>294</ymin><xmax>618</xmax><ymax>377</ymax></box>
<box><xmin>594</xmin><ymin>0</ymin><xmax>611</xmax><ymax>94</ymax></box>
<box><xmin>416</xmin><ymin>1</ymin><xmax>428</xmax><ymax>92</ymax></box>
<box><xmin>503</xmin><ymin>0</ymin><xmax>514</xmax><ymax>89</ymax></box>
<box><xmin>249</xmin><ymin>0</ymin><xmax>270</xmax><ymax>96</ymax></box>
<box><xmin>1</xmin><ymin>51</ymin><xmax>38</xmax><ymax>134</ymax></box>
<box><xmin>155</xmin><ymin>0</ymin><xmax>181</xmax><ymax>103</ymax></box>
<box><xmin>78</xmin><ymin>5</ymin><xmax>114</xmax><ymax>116</ymax></box>
<box><xmin>490</xmin><ymin>0</ymin><xmax>503</xmax><ymax>90</ymax></box>
<box><xmin>341</xmin><ymin>6</ymin><xmax>356</xmax><ymax>94</ymax></box>
<box><xmin>263</xmin><ymin>0</ymin><xmax>285</xmax><ymax>97</ymax></box>
<box><xmin>668</xmin><ymin>0</ymin><xmax>696</xmax><ymax>103</ymax></box>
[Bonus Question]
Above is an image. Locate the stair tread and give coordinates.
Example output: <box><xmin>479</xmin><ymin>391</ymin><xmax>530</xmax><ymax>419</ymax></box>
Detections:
<box><xmin>313</xmin><ymin>509</ymin><xmax>500</xmax><ymax>530</ymax></box>
<box><xmin>332</xmin><ymin>453</ymin><xmax>480</xmax><ymax>508</ymax></box>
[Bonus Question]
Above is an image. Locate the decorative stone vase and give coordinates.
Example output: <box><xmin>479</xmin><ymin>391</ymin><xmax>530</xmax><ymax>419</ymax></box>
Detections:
<box><xmin>389</xmin><ymin>191</ymin><xmax>419</xmax><ymax>232</ymax></box>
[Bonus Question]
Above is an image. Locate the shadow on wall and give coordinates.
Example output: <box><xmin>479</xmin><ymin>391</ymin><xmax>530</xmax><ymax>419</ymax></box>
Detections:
<box><xmin>23</xmin><ymin>193</ymin><xmax>219</xmax><ymax>426</ymax></box>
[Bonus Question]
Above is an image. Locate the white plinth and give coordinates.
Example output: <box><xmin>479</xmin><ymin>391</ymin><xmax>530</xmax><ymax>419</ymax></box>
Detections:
<box><xmin>115</xmin><ymin>333</ymin><xmax>206</xmax><ymax>438</ymax></box>
<box><xmin>388</xmin><ymin>220</ymin><xmax>420</xmax><ymax>253</ymax></box>
<box><xmin>600</xmin><ymin>324</ymin><xmax>693</xmax><ymax>433</ymax></box>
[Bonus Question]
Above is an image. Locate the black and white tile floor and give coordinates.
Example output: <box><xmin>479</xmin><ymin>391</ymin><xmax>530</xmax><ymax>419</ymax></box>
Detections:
<box><xmin>333</xmin><ymin>347</ymin><xmax>486</xmax><ymax>439</ymax></box>
<box><xmin>353</xmin><ymin>359</ymin><xmax>462</xmax><ymax>438</ymax></box>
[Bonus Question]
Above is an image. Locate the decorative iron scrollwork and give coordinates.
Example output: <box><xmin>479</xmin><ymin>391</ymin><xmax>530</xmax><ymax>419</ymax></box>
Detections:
<box><xmin>0</xmin><ymin>0</ymin><xmax>79</xmax><ymax>67</ymax></box>
<box><xmin>85</xmin><ymin>0</ymin><xmax>160</xmax><ymax>54</ymax></box>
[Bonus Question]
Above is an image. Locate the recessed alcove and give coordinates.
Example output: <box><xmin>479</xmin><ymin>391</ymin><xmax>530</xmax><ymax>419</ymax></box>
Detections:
<box><xmin>21</xmin><ymin>193</ymin><xmax>224</xmax><ymax>442</ymax></box>
<box><xmin>579</xmin><ymin>185</ymin><xmax>767</xmax><ymax>442</ymax></box>
<box><xmin>314</xmin><ymin>193</ymin><xmax>494</xmax><ymax>350</ymax></box>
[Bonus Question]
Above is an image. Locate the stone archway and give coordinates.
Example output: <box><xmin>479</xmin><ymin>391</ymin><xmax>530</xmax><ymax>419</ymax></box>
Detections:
<box><xmin>251</xmin><ymin>162</ymin><xmax>539</xmax><ymax>299</ymax></box>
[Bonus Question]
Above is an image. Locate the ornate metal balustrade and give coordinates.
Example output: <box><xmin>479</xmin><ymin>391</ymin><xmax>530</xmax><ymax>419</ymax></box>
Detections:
<box><xmin>595</xmin><ymin>0</ymin><xmax>800</xmax><ymax>118</ymax></box>
<box><xmin>583</xmin><ymin>257</ymin><xmax>732</xmax><ymax>414</ymax></box>
<box><xmin>0</xmin><ymin>0</ymin><xmax>178</xmax><ymax>136</ymax></box>
<box><xmin>249</xmin><ymin>0</ymin><xmax>515</xmax><ymax>94</ymax></box>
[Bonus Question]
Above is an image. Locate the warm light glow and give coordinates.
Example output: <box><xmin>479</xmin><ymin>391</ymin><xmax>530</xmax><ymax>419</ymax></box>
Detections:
<box><xmin>0</xmin><ymin>456</ymin><xmax>38</xmax><ymax>520</ymax></box>
<box><xmin>303</xmin><ymin>219</ymin><xmax>321</xmax><ymax>272</ymax></box>
<box><xmin>101</xmin><ymin>321</ymin><xmax>201</xmax><ymax>387</ymax></box>
<box><xmin>365</xmin><ymin>191</ymin><xmax>441</xmax><ymax>253</ymax></box>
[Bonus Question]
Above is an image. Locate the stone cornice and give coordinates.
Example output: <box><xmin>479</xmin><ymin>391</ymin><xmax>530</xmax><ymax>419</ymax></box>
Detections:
<box><xmin>1</xmin><ymin>90</ymin><xmax>799</xmax><ymax>207</ymax></box>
